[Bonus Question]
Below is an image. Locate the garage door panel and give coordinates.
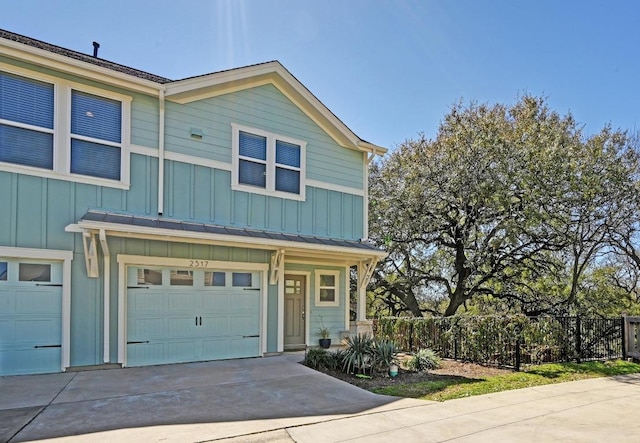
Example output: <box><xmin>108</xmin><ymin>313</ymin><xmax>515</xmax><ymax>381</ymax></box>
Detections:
<box><xmin>129</xmin><ymin>292</ymin><xmax>167</xmax><ymax>313</ymax></box>
<box><xmin>128</xmin><ymin>317</ymin><xmax>166</xmax><ymax>340</ymax></box>
<box><xmin>127</xmin><ymin>267</ymin><xmax>262</xmax><ymax>367</ymax></box>
<box><xmin>229</xmin><ymin>315</ymin><xmax>260</xmax><ymax>336</ymax></box>
<box><xmin>168</xmin><ymin>317</ymin><xmax>197</xmax><ymax>337</ymax></box>
<box><xmin>0</xmin><ymin>260</ymin><xmax>62</xmax><ymax>376</ymax></box>
<box><xmin>232</xmin><ymin>293</ymin><xmax>259</xmax><ymax>310</ymax></box>
<box><xmin>127</xmin><ymin>342</ymin><xmax>165</xmax><ymax>367</ymax></box>
<box><xmin>0</xmin><ymin>293</ymin><xmax>16</xmax><ymax>311</ymax></box>
<box><xmin>15</xmin><ymin>318</ymin><xmax>61</xmax><ymax>342</ymax></box>
<box><xmin>16</xmin><ymin>290</ymin><xmax>61</xmax><ymax>313</ymax></box>
<box><xmin>1</xmin><ymin>347</ymin><xmax>60</xmax><ymax>375</ymax></box>
<box><xmin>201</xmin><ymin>315</ymin><xmax>228</xmax><ymax>336</ymax></box>
<box><xmin>166</xmin><ymin>341</ymin><xmax>197</xmax><ymax>363</ymax></box>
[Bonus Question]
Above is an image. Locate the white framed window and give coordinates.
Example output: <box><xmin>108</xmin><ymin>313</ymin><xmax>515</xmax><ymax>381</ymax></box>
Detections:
<box><xmin>315</xmin><ymin>270</ymin><xmax>340</xmax><ymax>307</ymax></box>
<box><xmin>231</xmin><ymin>123</ymin><xmax>306</xmax><ymax>201</ymax></box>
<box><xmin>0</xmin><ymin>63</ymin><xmax>131</xmax><ymax>189</ymax></box>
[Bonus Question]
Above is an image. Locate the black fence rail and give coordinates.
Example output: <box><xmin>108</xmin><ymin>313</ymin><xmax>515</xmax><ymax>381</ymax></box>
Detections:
<box><xmin>373</xmin><ymin>315</ymin><xmax>624</xmax><ymax>371</ymax></box>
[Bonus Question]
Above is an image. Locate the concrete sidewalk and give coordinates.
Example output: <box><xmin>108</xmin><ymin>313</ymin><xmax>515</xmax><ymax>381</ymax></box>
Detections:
<box><xmin>250</xmin><ymin>373</ymin><xmax>640</xmax><ymax>443</ymax></box>
<box><xmin>2</xmin><ymin>355</ymin><xmax>639</xmax><ymax>442</ymax></box>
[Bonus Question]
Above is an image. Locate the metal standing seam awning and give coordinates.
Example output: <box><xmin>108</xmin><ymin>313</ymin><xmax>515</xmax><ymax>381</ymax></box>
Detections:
<box><xmin>65</xmin><ymin>210</ymin><xmax>386</xmax><ymax>277</ymax></box>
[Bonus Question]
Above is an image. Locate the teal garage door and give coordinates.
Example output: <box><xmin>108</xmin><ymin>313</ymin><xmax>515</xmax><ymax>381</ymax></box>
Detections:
<box><xmin>126</xmin><ymin>267</ymin><xmax>261</xmax><ymax>367</ymax></box>
<box><xmin>0</xmin><ymin>260</ymin><xmax>62</xmax><ymax>376</ymax></box>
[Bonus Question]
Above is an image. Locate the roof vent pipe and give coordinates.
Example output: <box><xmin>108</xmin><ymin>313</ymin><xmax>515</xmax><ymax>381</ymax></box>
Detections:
<box><xmin>92</xmin><ymin>41</ymin><xmax>100</xmax><ymax>58</ymax></box>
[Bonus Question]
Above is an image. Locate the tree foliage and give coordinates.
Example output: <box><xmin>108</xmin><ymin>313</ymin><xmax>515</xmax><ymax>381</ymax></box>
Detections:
<box><xmin>369</xmin><ymin>96</ymin><xmax>640</xmax><ymax>317</ymax></box>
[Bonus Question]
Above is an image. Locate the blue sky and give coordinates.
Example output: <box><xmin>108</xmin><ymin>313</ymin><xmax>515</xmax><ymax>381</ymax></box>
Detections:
<box><xmin>1</xmin><ymin>0</ymin><xmax>639</xmax><ymax>150</ymax></box>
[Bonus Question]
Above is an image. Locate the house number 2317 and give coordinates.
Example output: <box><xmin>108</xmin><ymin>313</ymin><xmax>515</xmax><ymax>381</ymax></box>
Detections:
<box><xmin>189</xmin><ymin>260</ymin><xmax>209</xmax><ymax>268</ymax></box>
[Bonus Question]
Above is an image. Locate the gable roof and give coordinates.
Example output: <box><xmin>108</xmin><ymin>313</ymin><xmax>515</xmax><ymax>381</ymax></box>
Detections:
<box><xmin>0</xmin><ymin>28</ymin><xmax>386</xmax><ymax>154</ymax></box>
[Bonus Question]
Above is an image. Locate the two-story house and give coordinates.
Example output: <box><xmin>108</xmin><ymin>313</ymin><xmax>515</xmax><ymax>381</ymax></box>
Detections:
<box><xmin>0</xmin><ymin>29</ymin><xmax>386</xmax><ymax>376</ymax></box>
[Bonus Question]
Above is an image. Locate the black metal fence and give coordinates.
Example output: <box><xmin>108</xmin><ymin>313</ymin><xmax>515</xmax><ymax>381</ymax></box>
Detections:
<box><xmin>373</xmin><ymin>315</ymin><xmax>624</xmax><ymax>371</ymax></box>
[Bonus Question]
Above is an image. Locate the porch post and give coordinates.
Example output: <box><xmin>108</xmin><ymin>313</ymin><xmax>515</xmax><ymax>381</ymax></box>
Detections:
<box><xmin>357</xmin><ymin>261</ymin><xmax>367</xmax><ymax>321</ymax></box>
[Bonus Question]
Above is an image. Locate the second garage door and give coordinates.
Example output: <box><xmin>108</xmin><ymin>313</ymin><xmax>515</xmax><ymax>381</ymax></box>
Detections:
<box><xmin>126</xmin><ymin>267</ymin><xmax>261</xmax><ymax>367</ymax></box>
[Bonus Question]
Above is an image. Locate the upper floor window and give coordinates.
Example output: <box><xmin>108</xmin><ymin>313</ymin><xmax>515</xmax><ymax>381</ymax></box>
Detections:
<box><xmin>0</xmin><ymin>66</ymin><xmax>131</xmax><ymax>189</ymax></box>
<box><xmin>0</xmin><ymin>71</ymin><xmax>54</xmax><ymax>170</ymax></box>
<box><xmin>232</xmin><ymin>124</ymin><xmax>306</xmax><ymax>201</ymax></box>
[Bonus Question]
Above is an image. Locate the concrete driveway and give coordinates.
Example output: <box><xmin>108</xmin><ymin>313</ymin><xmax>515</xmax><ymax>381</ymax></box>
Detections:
<box><xmin>0</xmin><ymin>353</ymin><xmax>416</xmax><ymax>443</ymax></box>
<box><xmin>2</xmin><ymin>354</ymin><xmax>640</xmax><ymax>442</ymax></box>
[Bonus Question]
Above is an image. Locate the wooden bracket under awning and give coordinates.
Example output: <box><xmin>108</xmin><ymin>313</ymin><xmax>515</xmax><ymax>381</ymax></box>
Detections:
<box><xmin>269</xmin><ymin>249</ymin><xmax>285</xmax><ymax>285</ymax></box>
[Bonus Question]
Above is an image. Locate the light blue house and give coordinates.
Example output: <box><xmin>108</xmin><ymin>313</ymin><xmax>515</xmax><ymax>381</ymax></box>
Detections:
<box><xmin>0</xmin><ymin>29</ymin><xmax>386</xmax><ymax>376</ymax></box>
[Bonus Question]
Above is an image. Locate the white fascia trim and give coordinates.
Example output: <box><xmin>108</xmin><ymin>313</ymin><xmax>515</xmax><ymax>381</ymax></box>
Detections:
<box><xmin>165</xmin><ymin>62</ymin><xmax>385</xmax><ymax>154</ymax></box>
<box><xmin>130</xmin><ymin>144</ymin><xmax>158</xmax><ymax>157</ymax></box>
<box><xmin>0</xmin><ymin>246</ymin><xmax>73</xmax><ymax>372</ymax></box>
<box><xmin>0</xmin><ymin>162</ymin><xmax>131</xmax><ymax>190</ymax></box>
<box><xmin>73</xmin><ymin>221</ymin><xmax>387</xmax><ymax>260</ymax></box>
<box><xmin>306</xmin><ymin>179</ymin><xmax>364</xmax><ymax>197</ymax></box>
<box><xmin>0</xmin><ymin>38</ymin><xmax>163</xmax><ymax>96</ymax></box>
<box><xmin>130</xmin><ymin>144</ymin><xmax>234</xmax><ymax>172</ymax></box>
<box><xmin>166</xmin><ymin>151</ymin><xmax>232</xmax><ymax>172</ymax></box>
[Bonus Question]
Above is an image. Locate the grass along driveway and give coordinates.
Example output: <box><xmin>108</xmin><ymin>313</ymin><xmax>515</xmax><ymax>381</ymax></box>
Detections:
<box><xmin>371</xmin><ymin>360</ymin><xmax>640</xmax><ymax>401</ymax></box>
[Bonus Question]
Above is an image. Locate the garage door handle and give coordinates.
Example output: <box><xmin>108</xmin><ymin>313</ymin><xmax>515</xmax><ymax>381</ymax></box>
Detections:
<box><xmin>243</xmin><ymin>335</ymin><xmax>259</xmax><ymax>338</ymax></box>
<box><xmin>243</xmin><ymin>288</ymin><xmax>260</xmax><ymax>291</ymax></box>
<box><xmin>127</xmin><ymin>341</ymin><xmax>150</xmax><ymax>344</ymax></box>
<box><xmin>127</xmin><ymin>286</ymin><xmax>149</xmax><ymax>289</ymax></box>
<box><xmin>34</xmin><ymin>344</ymin><xmax>61</xmax><ymax>348</ymax></box>
<box><xmin>35</xmin><ymin>284</ymin><xmax>63</xmax><ymax>287</ymax></box>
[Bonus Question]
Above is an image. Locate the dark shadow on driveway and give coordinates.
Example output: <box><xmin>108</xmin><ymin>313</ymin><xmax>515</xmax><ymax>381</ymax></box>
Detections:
<box><xmin>1</xmin><ymin>354</ymin><xmax>404</xmax><ymax>442</ymax></box>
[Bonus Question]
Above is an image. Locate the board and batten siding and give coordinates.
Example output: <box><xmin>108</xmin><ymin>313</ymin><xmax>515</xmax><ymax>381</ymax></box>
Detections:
<box><xmin>164</xmin><ymin>160</ymin><xmax>364</xmax><ymax>239</ymax></box>
<box><xmin>164</xmin><ymin>84</ymin><xmax>365</xmax><ymax>190</ymax></box>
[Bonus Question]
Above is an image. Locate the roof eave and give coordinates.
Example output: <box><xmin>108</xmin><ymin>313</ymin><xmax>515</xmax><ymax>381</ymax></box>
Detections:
<box><xmin>0</xmin><ymin>37</ymin><xmax>165</xmax><ymax>95</ymax></box>
<box><xmin>165</xmin><ymin>61</ymin><xmax>386</xmax><ymax>154</ymax></box>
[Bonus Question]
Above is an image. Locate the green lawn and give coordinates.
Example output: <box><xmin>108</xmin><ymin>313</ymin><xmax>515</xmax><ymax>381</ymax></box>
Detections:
<box><xmin>372</xmin><ymin>360</ymin><xmax>640</xmax><ymax>402</ymax></box>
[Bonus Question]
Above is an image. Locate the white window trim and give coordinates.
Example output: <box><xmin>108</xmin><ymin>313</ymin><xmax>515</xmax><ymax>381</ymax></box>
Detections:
<box><xmin>315</xmin><ymin>269</ymin><xmax>341</xmax><ymax>307</ymax></box>
<box><xmin>231</xmin><ymin>123</ymin><xmax>306</xmax><ymax>201</ymax></box>
<box><xmin>0</xmin><ymin>62</ymin><xmax>132</xmax><ymax>189</ymax></box>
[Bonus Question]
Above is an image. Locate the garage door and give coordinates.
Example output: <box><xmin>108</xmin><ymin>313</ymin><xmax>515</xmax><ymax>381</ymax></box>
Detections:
<box><xmin>126</xmin><ymin>267</ymin><xmax>261</xmax><ymax>367</ymax></box>
<box><xmin>0</xmin><ymin>259</ymin><xmax>62</xmax><ymax>376</ymax></box>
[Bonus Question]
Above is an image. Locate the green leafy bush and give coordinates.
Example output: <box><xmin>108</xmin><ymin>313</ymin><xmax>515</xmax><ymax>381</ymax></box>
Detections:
<box><xmin>407</xmin><ymin>348</ymin><xmax>441</xmax><ymax>372</ymax></box>
<box><xmin>305</xmin><ymin>348</ymin><xmax>328</xmax><ymax>370</ymax></box>
<box><xmin>325</xmin><ymin>350</ymin><xmax>346</xmax><ymax>371</ymax></box>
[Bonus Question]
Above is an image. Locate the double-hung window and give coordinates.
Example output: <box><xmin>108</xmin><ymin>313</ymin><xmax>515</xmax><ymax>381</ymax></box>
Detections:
<box><xmin>70</xmin><ymin>90</ymin><xmax>122</xmax><ymax>180</ymax></box>
<box><xmin>0</xmin><ymin>65</ymin><xmax>130</xmax><ymax>188</ymax></box>
<box><xmin>232</xmin><ymin>124</ymin><xmax>306</xmax><ymax>200</ymax></box>
<box><xmin>315</xmin><ymin>270</ymin><xmax>340</xmax><ymax>307</ymax></box>
<box><xmin>0</xmin><ymin>71</ymin><xmax>55</xmax><ymax>170</ymax></box>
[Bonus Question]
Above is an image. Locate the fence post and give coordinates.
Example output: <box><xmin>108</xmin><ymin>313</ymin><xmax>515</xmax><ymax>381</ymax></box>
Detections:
<box><xmin>621</xmin><ymin>316</ymin><xmax>627</xmax><ymax>360</ymax></box>
<box><xmin>515</xmin><ymin>335</ymin><xmax>521</xmax><ymax>372</ymax></box>
<box><xmin>409</xmin><ymin>321</ymin><xmax>414</xmax><ymax>352</ymax></box>
<box><xmin>575</xmin><ymin>316</ymin><xmax>582</xmax><ymax>363</ymax></box>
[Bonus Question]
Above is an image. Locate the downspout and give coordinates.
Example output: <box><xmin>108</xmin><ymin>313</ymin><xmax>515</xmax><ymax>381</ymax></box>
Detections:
<box><xmin>362</xmin><ymin>148</ymin><xmax>377</xmax><ymax>240</ymax></box>
<box><xmin>158</xmin><ymin>89</ymin><xmax>166</xmax><ymax>215</ymax></box>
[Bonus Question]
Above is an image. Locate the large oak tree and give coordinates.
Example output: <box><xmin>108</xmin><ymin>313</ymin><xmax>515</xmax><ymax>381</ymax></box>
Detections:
<box><xmin>369</xmin><ymin>96</ymin><xmax>640</xmax><ymax>317</ymax></box>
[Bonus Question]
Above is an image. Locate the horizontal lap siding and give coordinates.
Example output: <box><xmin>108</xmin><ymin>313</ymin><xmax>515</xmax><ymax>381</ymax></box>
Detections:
<box><xmin>164</xmin><ymin>84</ymin><xmax>364</xmax><ymax>189</ymax></box>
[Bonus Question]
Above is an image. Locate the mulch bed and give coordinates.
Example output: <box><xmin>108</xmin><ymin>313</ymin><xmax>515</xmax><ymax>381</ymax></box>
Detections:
<box><xmin>313</xmin><ymin>357</ymin><xmax>513</xmax><ymax>391</ymax></box>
